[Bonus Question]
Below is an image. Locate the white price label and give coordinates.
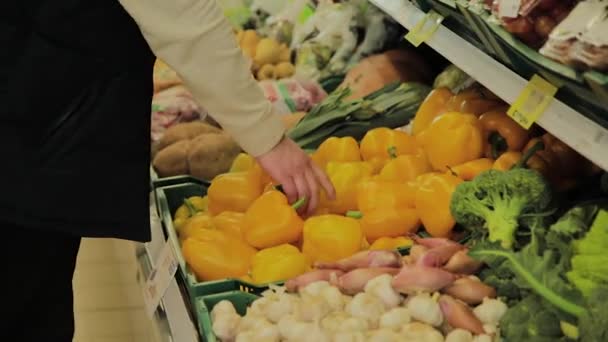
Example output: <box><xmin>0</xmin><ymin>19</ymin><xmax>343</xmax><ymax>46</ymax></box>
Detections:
<box><xmin>499</xmin><ymin>0</ymin><xmax>521</xmax><ymax>18</ymax></box>
<box><xmin>143</xmin><ymin>240</ymin><xmax>179</xmax><ymax>318</ymax></box>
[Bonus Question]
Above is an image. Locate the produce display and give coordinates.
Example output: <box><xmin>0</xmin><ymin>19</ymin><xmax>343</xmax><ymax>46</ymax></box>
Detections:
<box><xmin>488</xmin><ymin>0</ymin><xmax>577</xmax><ymax>49</ymax></box>
<box><xmin>235</xmin><ymin>29</ymin><xmax>295</xmax><ymax>80</ymax></box>
<box><xmin>152</xmin><ymin>122</ymin><xmax>241</xmax><ymax>180</ymax></box>
<box><xmin>210</xmin><ymin>239</ymin><xmax>508</xmax><ymax>341</ymax></box>
<box><xmin>145</xmin><ymin>1</ymin><xmax>608</xmax><ymax>341</ymax></box>
<box><xmin>483</xmin><ymin>0</ymin><xmax>607</xmax><ymax>72</ymax></box>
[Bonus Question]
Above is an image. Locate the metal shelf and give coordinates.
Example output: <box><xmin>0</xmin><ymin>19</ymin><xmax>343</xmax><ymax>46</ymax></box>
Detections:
<box><xmin>133</xmin><ymin>200</ymin><xmax>199</xmax><ymax>342</ymax></box>
<box><xmin>371</xmin><ymin>0</ymin><xmax>608</xmax><ymax>171</ymax></box>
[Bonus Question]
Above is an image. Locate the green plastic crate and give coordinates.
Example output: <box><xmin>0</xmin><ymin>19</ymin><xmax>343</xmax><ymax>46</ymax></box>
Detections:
<box><xmin>195</xmin><ymin>290</ymin><xmax>260</xmax><ymax>342</ymax></box>
<box><xmin>155</xmin><ymin>180</ymin><xmax>273</xmax><ymax>303</ymax></box>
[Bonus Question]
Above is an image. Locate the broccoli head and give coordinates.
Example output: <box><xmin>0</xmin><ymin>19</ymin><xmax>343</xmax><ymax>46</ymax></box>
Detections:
<box><xmin>450</xmin><ymin>168</ymin><xmax>551</xmax><ymax>249</ymax></box>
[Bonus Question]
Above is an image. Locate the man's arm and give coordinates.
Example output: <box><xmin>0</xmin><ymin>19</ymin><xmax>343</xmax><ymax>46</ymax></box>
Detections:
<box><xmin>119</xmin><ymin>0</ymin><xmax>285</xmax><ymax>157</ymax></box>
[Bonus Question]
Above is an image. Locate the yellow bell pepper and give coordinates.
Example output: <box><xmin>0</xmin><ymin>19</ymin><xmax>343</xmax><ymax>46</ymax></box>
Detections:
<box><xmin>418</xmin><ymin>112</ymin><xmax>484</xmax><ymax>171</ymax></box>
<box><xmin>312</xmin><ymin>137</ymin><xmax>361</xmax><ymax>169</ymax></box>
<box><xmin>173</xmin><ymin>196</ymin><xmax>209</xmax><ymax>231</ymax></box>
<box><xmin>208</xmin><ymin>166</ymin><xmax>264</xmax><ymax>215</ymax></box>
<box><xmin>378</xmin><ymin>149</ymin><xmax>432</xmax><ymax>183</ymax></box>
<box><xmin>243</xmin><ymin>191</ymin><xmax>305</xmax><ymax>249</ymax></box>
<box><xmin>450</xmin><ymin>158</ymin><xmax>495</xmax><ymax>181</ymax></box>
<box><xmin>369</xmin><ymin>236</ymin><xmax>413</xmax><ymax>250</ymax></box>
<box><xmin>356</xmin><ymin>179</ymin><xmax>417</xmax><ymax>212</ymax></box>
<box><xmin>179</xmin><ymin>213</ymin><xmax>215</xmax><ymax>240</ymax></box>
<box><xmin>229</xmin><ymin>153</ymin><xmax>256</xmax><ymax>172</ymax></box>
<box><xmin>302</xmin><ymin>215</ymin><xmax>365</xmax><ymax>263</ymax></box>
<box><xmin>320</xmin><ymin>161</ymin><xmax>374</xmax><ymax>214</ymax></box>
<box><xmin>250</xmin><ymin>244</ymin><xmax>311</xmax><ymax>284</ymax></box>
<box><xmin>352</xmin><ymin>179</ymin><xmax>420</xmax><ymax>242</ymax></box>
<box><xmin>182</xmin><ymin>230</ymin><xmax>257</xmax><ymax>281</ymax></box>
<box><xmin>211</xmin><ymin>211</ymin><xmax>245</xmax><ymax>240</ymax></box>
<box><xmin>412</xmin><ymin>88</ymin><xmax>453</xmax><ymax>135</ymax></box>
<box><xmin>415</xmin><ymin>173</ymin><xmax>463</xmax><ymax>238</ymax></box>
<box><xmin>360</xmin><ymin>127</ymin><xmax>417</xmax><ymax>163</ymax></box>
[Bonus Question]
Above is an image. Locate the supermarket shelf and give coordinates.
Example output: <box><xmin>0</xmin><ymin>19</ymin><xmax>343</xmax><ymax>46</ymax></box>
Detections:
<box><xmin>370</xmin><ymin>0</ymin><xmax>608</xmax><ymax>171</ymax></box>
<box><xmin>133</xmin><ymin>200</ymin><xmax>199</xmax><ymax>342</ymax></box>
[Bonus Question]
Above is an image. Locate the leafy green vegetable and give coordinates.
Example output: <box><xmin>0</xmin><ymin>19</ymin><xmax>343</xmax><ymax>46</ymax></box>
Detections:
<box><xmin>566</xmin><ymin>209</ymin><xmax>608</xmax><ymax>298</ymax></box>
<box><xmin>433</xmin><ymin>64</ymin><xmax>474</xmax><ymax>93</ymax></box>
<box><xmin>470</xmin><ymin>239</ymin><xmax>585</xmax><ymax>318</ymax></box>
<box><xmin>471</xmin><ymin>206</ymin><xmax>608</xmax><ymax>341</ymax></box>
<box><xmin>451</xmin><ymin>167</ymin><xmax>552</xmax><ymax>249</ymax></box>
<box><xmin>578</xmin><ymin>287</ymin><xmax>608</xmax><ymax>342</ymax></box>
<box><xmin>287</xmin><ymin>82</ymin><xmax>430</xmax><ymax>149</ymax></box>
<box><xmin>500</xmin><ymin>294</ymin><xmax>566</xmax><ymax>341</ymax></box>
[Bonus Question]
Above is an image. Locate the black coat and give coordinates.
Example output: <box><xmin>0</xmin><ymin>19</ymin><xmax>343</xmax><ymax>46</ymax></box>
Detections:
<box><xmin>0</xmin><ymin>0</ymin><xmax>155</xmax><ymax>241</ymax></box>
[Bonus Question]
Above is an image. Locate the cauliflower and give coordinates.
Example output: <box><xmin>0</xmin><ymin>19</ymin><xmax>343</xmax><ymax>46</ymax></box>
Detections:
<box><xmin>401</xmin><ymin>322</ymin><xmax>445</xmax><ymax>342</ymax></box>
<box><xmin>366</xmin><ymin>329</ymin><xmax>402</xmax><ymax>342</ymax></box>
<box><xmin>333</xmin><ymin>331</ymin><xmax>366</xmax><ymax>342</ymax></box>
<box><xmin>235</xmin><ymin>318</ymin><xmax>279</xmax><ymax>342</ymax></box>
<box><xmin>277</xmin><ymin>315</ymin><xmax>329</xmax><ymax>342</ymax></box>
<box><xmin>473</xmin><ymin>298</ymin><xmax>508</xmax><ymax>326</ymax></box>
<box><xmin>406</xmin><ymin>293</ymin><xmax>444</xmax><ymax>327</ymax></box>
<box><xmin>294</xmin><ymin>293</ymin><xmax>332</xmax><ymax>322</ymax></box>
<box><xmin>472</xmin><ymin>334</ymin><xmax>493</xmax><ymax>342</ymax></box>
<box><xmin>321</xmin><ymin>312</ymin><xmax>369</xmax><ymax>333</ymax></box>
<box><xmin>379</xmin><ymin>307</ymin><xmax>411</xmax><ymax>331</ymax></box>
<box><xmin>364</xmin><ymin>274</ymin><xmax>403</xmax><ymax>309</ymax></box>
<box><xmin>346</xmin><ymin>293</ymin><xmax>386</xmax><ymax>328</ymax></box>
<box><xmin>445</xmin><ymin>329</ymin><xmax>473</xmax><ymax>342</ymax></box>
<box><xmin>300</xmin><ymin>280</ymin><xmax>331</xmax><ymax>297</ymax></box>
<box><xmin>211</xmin><ymin>300</ymin><xmax>241</xmax><ymax>341</ymax></box>
<box><xmin>320</xmin><ymin>285</ymin><xmax>346</xmax><ymax>311</ymax></box>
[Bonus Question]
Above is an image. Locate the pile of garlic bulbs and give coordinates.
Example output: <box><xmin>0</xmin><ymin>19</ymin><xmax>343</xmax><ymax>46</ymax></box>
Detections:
<box><xmin>211</xmin><ymin>274</ymin><xmax>507</xmax><ymax>342</ymax></box>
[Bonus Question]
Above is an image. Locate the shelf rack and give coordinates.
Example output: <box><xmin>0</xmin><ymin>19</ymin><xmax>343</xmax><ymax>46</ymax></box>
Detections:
<box><xmin>371</xmin><ymin>0</ymin><xmax>608</xmax><ymax>171</ymax></box>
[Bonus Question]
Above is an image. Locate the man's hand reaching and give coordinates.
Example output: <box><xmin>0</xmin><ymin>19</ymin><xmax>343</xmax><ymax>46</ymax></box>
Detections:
<box><xmin>256</xmin><ymin>137</ymin><xmax>336</xmax><ymax>216</ymax></box>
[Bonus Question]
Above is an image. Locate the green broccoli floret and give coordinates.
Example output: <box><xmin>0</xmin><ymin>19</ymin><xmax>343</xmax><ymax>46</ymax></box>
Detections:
<box><xmin>450</xmin><ymin>167</ymin><xmax>551</xmax><ymax>249</ymax></box>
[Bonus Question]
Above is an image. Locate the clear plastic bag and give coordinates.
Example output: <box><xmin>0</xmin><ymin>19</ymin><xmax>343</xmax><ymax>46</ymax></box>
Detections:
<box><xmin>151</xmin><ymin>86</ymin><xmax>206</xmax><ymax>141</ymax></box>
<box><xmin>258</xmin><ymin>78</ymin><xmax>327</xmax><ymax>114</ymax></box>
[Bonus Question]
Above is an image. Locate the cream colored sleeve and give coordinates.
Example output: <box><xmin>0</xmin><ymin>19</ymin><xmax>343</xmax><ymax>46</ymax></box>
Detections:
<box><xmin>119</xmin><ymin>0</ymin><xmax>285</xmax><ymax>157</ymax></box>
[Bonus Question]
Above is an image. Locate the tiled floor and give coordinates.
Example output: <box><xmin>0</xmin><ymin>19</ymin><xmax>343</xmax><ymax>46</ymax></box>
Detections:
<box><xmin>73</xmin><ymin>238</ymin><xmax>161</xmax><ymax>342</ymax></box>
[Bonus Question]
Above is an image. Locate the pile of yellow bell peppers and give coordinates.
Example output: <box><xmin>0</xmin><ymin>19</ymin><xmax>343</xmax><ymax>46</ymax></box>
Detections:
<box><xmin>171</xmin><ymin>84</ymin><xmax>595</xmax><ymax>286</ymax></box>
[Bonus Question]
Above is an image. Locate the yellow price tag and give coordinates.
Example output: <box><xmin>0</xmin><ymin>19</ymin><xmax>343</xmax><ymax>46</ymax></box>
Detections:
<box><xmin>405</xmin><ymin>11</ymin><xmax>444</xmax><ymax>47</ymax></box>
<box><xmin>507</xmin><ymin>75</ymin><xmax>557</xmax><ymax>129</ymax></box>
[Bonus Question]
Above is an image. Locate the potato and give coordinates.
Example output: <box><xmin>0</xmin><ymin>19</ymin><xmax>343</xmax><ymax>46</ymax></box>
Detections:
<box><xmin>152</xmin><ymin>140</ymin><xmax>190</xmax><ymax>177</ymax></box>
<box><xmin>187</xmin><ymin>133</ymin><xmax>242</xmax><ymax>180</ymax></box>
<box><xmin>157</xmin><ymin>122</ymin><xmax>222</xmax><ymax>151</ymax></box>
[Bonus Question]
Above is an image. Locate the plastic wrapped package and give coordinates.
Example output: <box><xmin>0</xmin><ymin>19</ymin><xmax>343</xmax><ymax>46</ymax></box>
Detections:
<box><xmin>540</xmin><ymin>0</ymin><xmax>608</xmax><ymax>71</ymax></box>
<box><xmin>151</xmin><ymin>86</ymin><xmax>206</xmax><ymax>142</ymax></box>
<box><xmin>491</xmin><ymin>0</ymin><xmax>576</xmax><ymax>47</ymax></box>
<box><xmin>258</xmin><ymin>78</ymin><xmax>327</xmax><ymax>114</ymax></box>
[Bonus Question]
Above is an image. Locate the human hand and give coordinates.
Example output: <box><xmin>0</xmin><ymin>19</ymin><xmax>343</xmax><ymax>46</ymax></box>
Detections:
<box><xmin>256</xmin><ymin>137</ymin><xmax>335</xmax><ymax>216</ymax></box>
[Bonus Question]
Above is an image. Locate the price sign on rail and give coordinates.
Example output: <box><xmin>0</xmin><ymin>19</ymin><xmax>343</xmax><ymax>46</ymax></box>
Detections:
<box><xmin>507</xmin><ymin>75</ymin><xmax>557</xmax><ymax>129</ymax></box>
<box><xmin>405</xmin><ymin>11</ymin><xmax>444</xmax><ymax>47</ymax></box>
<box><xmin>143</xmin><ymin>240</ymin><xmax>179</xmax><ymax>318</ymax></box>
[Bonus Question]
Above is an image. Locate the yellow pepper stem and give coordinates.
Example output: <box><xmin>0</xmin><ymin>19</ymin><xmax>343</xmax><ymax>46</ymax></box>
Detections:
<box><xmin>514</xmin><ymin>140</ymin><xmax>545</xmax><ymax>169</ymax></box>
<box><xmin>291</xmin><ymin>197</ymin><xmax>307</xmax><ymax>210</ymax></box>
<box><xmin>345</xmin><ymin>210</ymin><xmax>364</xmax><ymax>219</ymax></box>
<box><xmin>387</xmin><ymin>146</ymin><xmax>397</xmax><ymax>159</ymax></box>
<box><xmin>183</xmin><ymin>198</ymin><xmax>198</xmax><ymax>216</ymax></box>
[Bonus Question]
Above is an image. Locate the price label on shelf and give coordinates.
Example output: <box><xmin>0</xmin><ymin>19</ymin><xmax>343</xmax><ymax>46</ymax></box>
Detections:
<box><xmin>143</xmin><ymin>239</ymin><xmax>179</xmax><ymax>318</ymax></box>
<box><xmin>508</xmin><ymin>75</ymin><xmax>557</xmax><ymax>129</ymax></box>
<box><xmin>405</xmin><ymin>11</ymin><xmax>444</xmax><ymax>47</ymax></box>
